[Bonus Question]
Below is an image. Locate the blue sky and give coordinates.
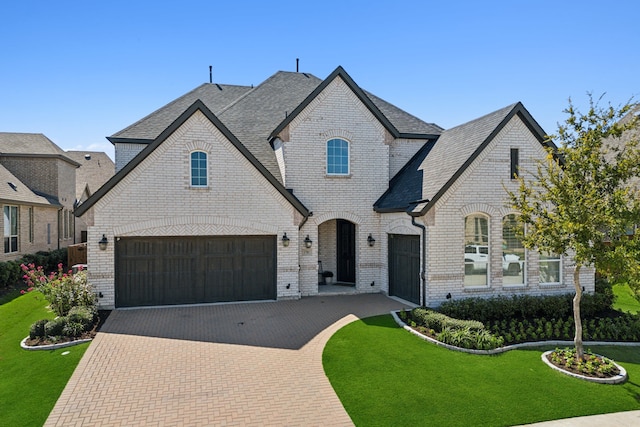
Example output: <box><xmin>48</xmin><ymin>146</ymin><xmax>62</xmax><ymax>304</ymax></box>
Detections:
<box><xmin>2</xmin><ymin>1</ymin><xmax>638</xmax><ymax>161</ymax></box>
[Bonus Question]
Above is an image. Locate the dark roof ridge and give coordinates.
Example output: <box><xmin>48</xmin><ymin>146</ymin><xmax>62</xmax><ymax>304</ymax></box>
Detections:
<box><xmin>412</xmin><ymin>102</ymin><xmax>553</xmax><ymax>217</ymax></box>
<box><xmin>108</xmin><ymin>82</ymin><xmax>251</xmax><ymax>143</ymax></box>
<box><xmin>269</xmin><ymin>66</ymin><xmax>401</xmax><ymax>141</ymax></box>
<box><xmin>76</xmin><ymin>99</ymin><xmax>310</xmax><ymax>218</ymax></box>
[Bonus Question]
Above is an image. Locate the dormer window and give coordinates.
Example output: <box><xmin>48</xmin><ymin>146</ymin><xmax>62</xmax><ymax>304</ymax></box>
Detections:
<box><xmin>190</xmin><ymin>151</ymin><xmax>208</xmax><ymax>187</ymax></box>
<box><xmin>326</xmin><ymin>138</ymin><xmax>349</xmax><ymax>175</ymax></box>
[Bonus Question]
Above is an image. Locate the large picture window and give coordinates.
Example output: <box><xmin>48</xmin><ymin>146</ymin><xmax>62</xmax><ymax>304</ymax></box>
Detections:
<box><xmin>4</xmin><ymin>205</ymin><xmax>18</xmax><ymax>253</ymax></box>
<box><xmin>502</xmin><ymin>214</ymin><xmax>525</xmax><ymax>285</ymax></box>
<box><xmin>326</xmin><ymin>138</ymin><xmax>349</xmax><ymax>175</ymax></box>
<box><xmin>190</xmin><ymin>151</ymin><xmax>208</xmax><ymax>187</ymax></box>
<box><xmin>464</xmin><ymin>213</ymin><xmax>489</xmax><ymax>287</ymax></box>
<box><xmin>540</xmin><ymin>252</ymin><xmax>562</xmax><ymax>284</ymax></box>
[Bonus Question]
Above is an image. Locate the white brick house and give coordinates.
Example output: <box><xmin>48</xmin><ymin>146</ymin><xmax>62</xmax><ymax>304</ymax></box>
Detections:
<box><xmin>76</xmin><ymin>66</ymin><xmax>594</xmax><ymax>309</ymax></box>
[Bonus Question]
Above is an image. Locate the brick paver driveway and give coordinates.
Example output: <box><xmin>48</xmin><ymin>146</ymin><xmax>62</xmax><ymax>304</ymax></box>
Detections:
<box><xmin>45</xmin><ymin>294</ymin><xmax>410</xmax><ymax>426</ymax></box>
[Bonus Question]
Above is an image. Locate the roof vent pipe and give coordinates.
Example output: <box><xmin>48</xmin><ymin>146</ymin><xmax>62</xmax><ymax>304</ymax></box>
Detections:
<box><xmin>209</xmin><ymin>65</ymin><xmax>212</xmax><ymax>83</ymax></box>
<box><xmin>296</xmin><ymin>58</ymin><xmax>299</xmax><ymax>73</ymax></box>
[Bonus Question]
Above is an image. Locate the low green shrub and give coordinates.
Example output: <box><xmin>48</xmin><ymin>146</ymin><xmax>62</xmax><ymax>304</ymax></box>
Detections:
<box><xmin>62</xmin><ymin>322</ymin><xmax>86</xmax><ymax>337</ymax></box>
<box><xmin>44</xmin><ymin>317</ymin><xmax>68</xmax><ymax>337</ymax></box>
<box><xmin>411</xmin><ymin>308</ymin><xmax>484</xmax><ymax>331</ymax></box>
<box><xmin>408</xmin><ymin>308</ymin><xmax>503</xmax><ymax>350</ymax></box>
<box><xmin>437</xmin><ymin>291</ymin><xmax>614</xmax><ymax>324</ymax></box>
<box><xmin>67</xmin><ymin>305</ymin><xmax>96</xmax><ymax>330</ymax></box>
<box><xmin>29</xmin><ymin>319</ymin><xmax>49</xmax><ymax>339</ymax></box>
<box><xmin>0</xmin><ymin>248</ymin><xmax>68</xmax><ymax>289</ymax></box>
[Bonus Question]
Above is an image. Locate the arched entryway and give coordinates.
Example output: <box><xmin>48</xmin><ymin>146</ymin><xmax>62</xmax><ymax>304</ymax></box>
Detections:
<box><xmin>318</xmin><ymin>218</ymin><xmax>356</xmax><ymax>287</ymax></box>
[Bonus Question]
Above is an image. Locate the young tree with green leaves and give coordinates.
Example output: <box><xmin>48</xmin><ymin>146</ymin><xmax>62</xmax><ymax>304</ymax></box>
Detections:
<box><xmin>508</xmin><ymin>96</ymin><xmax>640</xmax><ymax>358</ymax></box>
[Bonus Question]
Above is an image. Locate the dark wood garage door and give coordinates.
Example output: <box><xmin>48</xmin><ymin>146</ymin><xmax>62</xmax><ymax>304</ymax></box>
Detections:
<box><xmin>388</xmin><ymin>234</ymin><xmax>420</xmax><ymax>305</ymax></box>
<box><xmin>115</xmin><ymin>236</ymin><xmax>276</xmax><ymax>308</ymax></box>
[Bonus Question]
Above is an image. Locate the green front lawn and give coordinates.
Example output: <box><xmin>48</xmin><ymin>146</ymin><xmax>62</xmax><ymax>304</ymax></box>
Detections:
<box><xmin>0</xmin><ymin>292</ymin><xmax>89</xmax><ymax>427</ymax></box>
<box><xmin>613</xmin><ymin>283</ymin><xmax>640</xmax><ymax>314</ymax></box>
<box><xmin>323</xmin><ymin>315</ymin><xmax>640</xmax><ymax>427</ymax></box>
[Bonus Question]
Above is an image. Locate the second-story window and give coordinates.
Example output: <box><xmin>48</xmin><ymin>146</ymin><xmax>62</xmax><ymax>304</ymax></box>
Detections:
<box><xmin>191</xmin><ymin>151</ymin><xmax>208</xmax><ymax>187</ymax></box>
<box><xmin>326</xmin><ymin>138</ymin><xmax>349</xmax><ymax>175</ymax></box>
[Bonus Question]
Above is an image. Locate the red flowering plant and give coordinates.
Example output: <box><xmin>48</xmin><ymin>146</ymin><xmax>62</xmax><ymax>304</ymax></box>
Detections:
<box><xmin>21</xmin><ymin>263</ymin><xmax>96</xmax><ymax>317</ymax></box>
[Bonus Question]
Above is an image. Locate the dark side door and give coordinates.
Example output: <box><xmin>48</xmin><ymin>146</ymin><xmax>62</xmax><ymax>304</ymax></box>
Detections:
<box><xmin>336</xmin><ymin>219</ymin><xmax>356</xmax><ymax>283</ymax></box>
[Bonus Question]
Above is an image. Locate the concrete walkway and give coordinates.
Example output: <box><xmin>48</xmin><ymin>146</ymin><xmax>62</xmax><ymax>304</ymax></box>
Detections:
<box><xmin>45</xmin><ymin>294</ymin><xmax>410</xmax><ymax>426</ymax></box>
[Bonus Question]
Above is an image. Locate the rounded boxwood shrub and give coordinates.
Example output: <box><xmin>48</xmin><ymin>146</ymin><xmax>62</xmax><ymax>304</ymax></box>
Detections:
<box><xmin>29</xmin><ymin>319</ymin><xmax>49</xmax><ymax>339</ymax></box>
<box><xmin>62</xmin><ymin>322</ymin><xmax>86</xmax><ymax>337</ymax></box>
<box><xmin>67</xmin><ymin>305</ymin><xmax>97</xmax><ymax>331</ymax></box>
<box><xmin>44</xmin><ymin>317</ymin><xmax>68</xmax><ymax>337</ymax></box>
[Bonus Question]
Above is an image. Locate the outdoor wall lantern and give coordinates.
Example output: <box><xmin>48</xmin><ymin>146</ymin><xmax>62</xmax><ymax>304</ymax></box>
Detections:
<box><xmin>446</xmin><ymin>292</ymin><xmax>452</xmax><ymax>300</ymax></box>
<box><xmin>282</xmin><ymin>233</ymin><xmax>290</xmax><ymax>247</ymax></box>
<box><xmin>98</xmin><ymin>234</ymin><xmax>108</xmax><ymax>251</ymax></box>
<box><xmin>304</xmin><ymin>235</ymin><xmax>312</xmax><ymax>249</ymax></box>
<box><xmin>367</xmin><ymin>233</ymin><xmax>376</xmax><ymax>247</ymax></box>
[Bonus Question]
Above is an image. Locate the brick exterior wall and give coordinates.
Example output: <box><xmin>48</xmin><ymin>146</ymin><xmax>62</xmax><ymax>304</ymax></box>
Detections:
<box><xmin>114</xmin><ymin>143</ymin><xmax>146</xmax><ymax>172</ymax></box>
<box><xmin>87</xmin><ymin>112</ymin><xmax>302</xmax><ymax>308</ymax></box>
<box><xmin>1</xmin><ymin>156</ymin><xmax>76</xmax><ymax>249</ymax></box>
<box><xmin>0</xmin><ymin>203</ymin><xmax>59</xmax><ymax>262</ymax></box>
<box><xmin>280</xmin><ymin>77</ymin><xmax>388</xmax><ymax>295</ymax></box>
<box><xmin>389</xmin><ymin>138</ymin><xmax>429</xmax><ymax>178</ymax></box>
<box><xmin>420</xmin><ymin>115</ymin><xmax>595</xmax><ymax>306</ymax></box>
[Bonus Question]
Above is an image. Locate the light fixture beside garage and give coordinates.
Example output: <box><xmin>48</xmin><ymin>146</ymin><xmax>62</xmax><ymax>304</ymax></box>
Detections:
<box><xmin>98</xmin><ymin>234</ymin><xmax>109</xmax><ymax>251</ymax></box>
<box><xmin>304</xmin><ymin>235</ymin><xmax>312</xmax><ymax>249</ymax></box>
<box><xmin>367</xmin><ymin>234</ymin><xmax>376</xmax><ymax>247</ymax></box>
<box><xmin>282</xmin><ymin>233</ymin><xmax>290</xmax><ymax>247</ymax></box>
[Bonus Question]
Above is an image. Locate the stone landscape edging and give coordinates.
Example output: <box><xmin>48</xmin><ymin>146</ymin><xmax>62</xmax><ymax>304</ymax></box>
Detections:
<box><xmin>20</xmin><ymin>336</ymin><xmax>92</xmax><ymax>351</ymax></box>
<box><xmin>390</xmin><ymin>310</ymin><xmax>640</xmax><ymax>355</ymax></box>
<box><xmin>540</xmin><ymin>350</ymin><xmax>628</xmax><ymax>384</ymax></box>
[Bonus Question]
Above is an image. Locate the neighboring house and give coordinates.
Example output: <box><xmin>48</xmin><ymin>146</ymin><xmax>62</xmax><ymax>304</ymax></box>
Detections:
<box><xmin>0</xmin><ymin>164</ymin><xmax>60</xmax><ymax>260</ymax></box>
<box><xmin>65</xmin><ymin>151</ymin><xmax>115</xmax><ymax>242</ymax></box>
<box><xmin>75</xmin><ymin>66</ymin><xmax>595</xmax><ymax>309</ymax></box>
<box><xmin>0</xmin><ymin>132</ymin><xmax>80</xmax><ymax>259</ymax></box>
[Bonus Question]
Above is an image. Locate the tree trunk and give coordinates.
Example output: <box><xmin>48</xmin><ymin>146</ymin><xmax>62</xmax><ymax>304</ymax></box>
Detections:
<box><xmin>573</xmin><ymin>265</ymin><xmax>584</xmax><ymax>359</ymax></box>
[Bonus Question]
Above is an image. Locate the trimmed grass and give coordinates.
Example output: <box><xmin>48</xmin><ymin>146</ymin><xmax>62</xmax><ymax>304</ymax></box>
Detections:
<box><xmin>613</xmin><ymin>283</ymin><xmax>640</xmax><ymax>314</ymax></box>
<box><xmin>323</xmin><ymin>315</ymin><xmax>640</xmax><ymax>427</ymax></box>
<box><xmin>0</xmin><ymin>292</ymin><xmax>89</xmax><ymax>427</ymax></box>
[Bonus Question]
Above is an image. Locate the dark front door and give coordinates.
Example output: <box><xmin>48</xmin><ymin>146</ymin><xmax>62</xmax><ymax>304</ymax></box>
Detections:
<box><xmin>388</xmin><ymin>234</ymin><xmax>421</xmax><ymax>304</ymax></box>
<box><xmin>115</xmin><ymin>236</ymin><xmax>276</xmax><ymax>308</ymax></box>
<box><xmin>336</xmin><ymin>219</ymin><xmax>356</xmax><ymax>283</ymax></box>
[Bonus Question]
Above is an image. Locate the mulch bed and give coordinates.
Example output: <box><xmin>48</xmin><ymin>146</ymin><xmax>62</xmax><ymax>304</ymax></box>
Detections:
<box><xmin>24</xmin><ymin>310</ymin><xmax>111</xmax><ymax>347</ymax></box>
<box><xmin>545</xmin><ymin>352</ymin><xmax>620</xmax><ymax>378</ymax></box>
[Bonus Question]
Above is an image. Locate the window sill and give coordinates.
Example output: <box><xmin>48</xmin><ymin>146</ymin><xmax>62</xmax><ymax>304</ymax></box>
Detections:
<box><xmin>502</xmin><ymin>284</ymin><xmax>527</xmax><ymax>290</ymax></box>
<box><xmin>325</xmin><ymin>174</ymin><xmax>352</xmax><ymax>179</ymax></box>
<box><xmin>463</xmin><ymin>286</ymin><xmax>491</xmax><ymax>293</ymax></box>
<box><xmin>539</xmin><ymin>282</ymin><xmax>565</xmax><ymax>288</ymax></box>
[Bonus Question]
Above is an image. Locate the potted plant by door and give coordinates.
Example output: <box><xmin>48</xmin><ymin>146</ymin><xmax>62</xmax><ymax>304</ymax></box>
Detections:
<box><xmin>322</xmin><ymin>271</ymin><xmax>334</xmax><ymax>285</ymax></box>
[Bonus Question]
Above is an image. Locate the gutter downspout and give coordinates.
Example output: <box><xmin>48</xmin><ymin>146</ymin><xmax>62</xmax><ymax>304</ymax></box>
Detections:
<box><xmin>411</xmin><ymin>216</ymin><xmax>427</xmax><ymax>307</ymax></box>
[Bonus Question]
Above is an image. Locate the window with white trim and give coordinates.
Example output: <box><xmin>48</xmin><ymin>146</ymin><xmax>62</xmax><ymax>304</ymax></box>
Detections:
<box><xmin>502</xmin><ymin>214</ymin><xmax>525</xmax><ymax>285</ymax></box>
<box><xmin>539</xmin><ymin>252</ymin><xmax>562</xmax><ymax>284</ymax></box>
<box><xmin>190</xmin><ymin>151</ymin><xmax>208</xmax><ymax>187</ymax></box>
<box><xmin>4</xmin><ymin>205</ymin><xmax>18</xmax><ymax>253</ymax></box>
<box><xmin>464</xmin><ymin>213</ymin><xmax>489</xmax><ymax>287</ymax></box>
<box><xmin>326</xmin><ymin>138</ymin><xmax>349</xmax><ymax>175</ymax></box>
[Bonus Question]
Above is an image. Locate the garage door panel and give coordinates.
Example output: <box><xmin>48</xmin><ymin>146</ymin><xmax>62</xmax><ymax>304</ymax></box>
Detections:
<box><xmin>116</xmin><ymin>236</ymin><xmax>276</xmax><ymax>307</ymax></box>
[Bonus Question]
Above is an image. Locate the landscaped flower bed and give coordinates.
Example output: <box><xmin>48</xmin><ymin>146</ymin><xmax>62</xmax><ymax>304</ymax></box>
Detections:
<box><xmin>20</xmin><ymin>263</ymin><xmax>101</xmax><ymax>348</ymax></box>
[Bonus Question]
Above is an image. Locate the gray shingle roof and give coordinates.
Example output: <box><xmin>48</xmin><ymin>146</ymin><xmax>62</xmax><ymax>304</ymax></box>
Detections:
<box><xmin>373</xmin><ymin>140</ymin><xmax>437</xmax><ymax>212</ymax></box>
<box><xmin>110</xmin><ymin>67</ymin><xmax>442</xmax><ymax>184</ymax></box>
<box><xmin>109</xmin><ymin>83</ymin><xmax>254</xmax><ymax>142</ymax></box>
<box><xmin>364</xmin><ymin>91</ymin><xmax>443</xmax><ymax>136</ymax></box>
<box><xmin>413</xmin><ymin>102</ymin><xmax>550</xmax><ymax>216</ymax></box>
<box><xmin>0</xmin><ymin>164</ymin><xmax>54</xmax><ymax>206</ymax></box>
<box><xmin>0</xmin><ymin>132</ymin><xmax>65</xmax><ymax>155</ymax></box>
<box><xmin>65</xmin><ymin>151</ymin><xmax>115</xmax><ymax>199</ymax></box>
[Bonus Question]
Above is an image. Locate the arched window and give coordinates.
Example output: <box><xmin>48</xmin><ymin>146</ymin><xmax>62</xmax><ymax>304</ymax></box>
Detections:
<box><xmin>503</xmin><ymin>214</ymin><xmax>525</xmax><ymax>285</ymax></box>
<box><xmin>190</xmin><ymin>151</ymin><xmax>208</xmax><ymax>187</ymax></box>
<box><xmin>326</xmin><ymin>138</ymin><xmax>349</xmax><ymax>175</ymax></box>
<box><xmin>464</xmin><ymin>213</ymin><xmax>489</xmax><ymax>287</ymax></box>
